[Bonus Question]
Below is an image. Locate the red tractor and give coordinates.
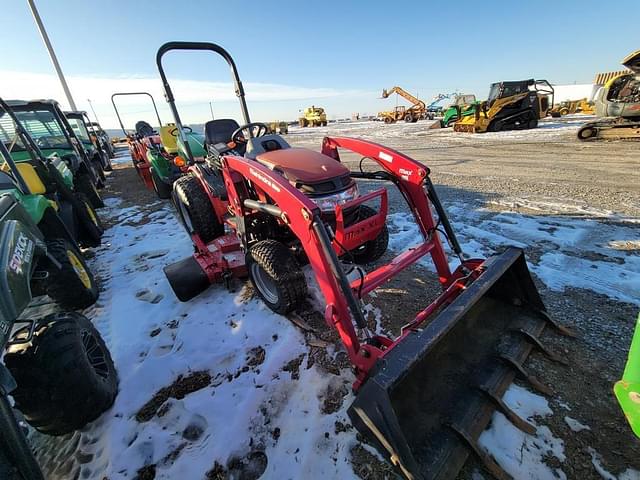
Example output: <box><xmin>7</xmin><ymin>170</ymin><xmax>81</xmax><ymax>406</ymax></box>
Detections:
<box><xmin>157</xmin><ymin>42</ymin><xmax>571</xmax><ymax>480</ymax></box>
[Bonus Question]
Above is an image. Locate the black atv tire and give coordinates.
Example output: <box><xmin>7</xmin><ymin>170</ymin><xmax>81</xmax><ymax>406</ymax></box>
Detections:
<box><xmin>0</xmin><ymin>394</ymin><xmax>44</xmax><ymax>480</ymax></box>
<box><xmin>45</xmin><ymin>239</ymin><xmax>99</xmax><ymax>310</ymax></box>
<box><xmin>247</xmin><ymin>240</ymin><xmax>307</xmax><ymax>315</ymax></box>
<box><xmin>74</xmin><ymin>192</ymin><xmax>104</xmax><ymax>247</ymax></box>
<box><xmin>151</xmin><ymin>168</ymin><xmax>172</xmax><ymax>200</ymax></box>
<box><xmin>173</xmin><ymin>174</ymin><xmax>224</xmax><ymax>243</ymax></box>
<box><xmin>75</xmin><ymin>173</ymin><xmax>104</xmax><ymax>209</ymax></box>
<box><xmin>4</xmin><ymin>312</ymin><xmax>117</xmax><ymax>436</ymax></box>
<box><xmin>404</xmin><ymin>114</ymin><xmax>414</xmax><ymax>123</ymax></box>
<box><xmin>350</xmin><ymin>205</ymin><xmax>389</xmax><ymax>264</ymax></box>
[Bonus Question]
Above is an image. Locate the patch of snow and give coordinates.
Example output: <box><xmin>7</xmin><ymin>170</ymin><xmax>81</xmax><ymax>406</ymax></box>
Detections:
<box><xmin>479</xmin><ymin>384</ymin><xmax>566</xmax><ymax>480</ymax></box>
<box><xmin>588</xmin><ymin>447</ymin><xmax>640</xmax><ymax>480</ymax></box>
<box><xmin>563</xmin><ymin>416</ymin><xmax>591</xmax><ymax>432</ymax></box>
<box><xmin>388</xmin><ymin>200</ymin><xmax>640</xmax><ymax>305</ymax></box>
<box><xmin>42</xmin><ymin>191</ymin><xmax>362</xmax><ymax>479</ymax></box>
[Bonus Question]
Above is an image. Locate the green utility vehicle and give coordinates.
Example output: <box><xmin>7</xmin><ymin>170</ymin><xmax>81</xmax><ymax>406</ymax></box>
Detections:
<box><xmin>5</xmin><ymin>100</ymin><xmax>105</xmax><ymax>208</ymax></box>
<box><xmin>65</xmin><ymin>111</ymin><xmax>113</xmax><ymax>176</ymax></box>
<box><xmin>441</xmin><ymin>94</ymin><xmax>480</xmax><ymax>127</ymax></box>
<box><xmin>0</xmin><ymin>99</ymin><xmax>104</xmax><ymax>247</ymax></box>
<box><xmin>0</xmin><ymin>153</ymin><xmax>116</xmax><ymax>478</ymax></box>
<box><xmin>87</xmin><ymin>121</ymin><xmax>116</xmax><ymax>159</ymax></box>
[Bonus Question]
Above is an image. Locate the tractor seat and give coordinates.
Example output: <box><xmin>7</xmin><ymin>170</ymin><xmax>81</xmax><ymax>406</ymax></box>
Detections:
<box><xmin>159</xmin><ymin>124</ymin><xmax>179</xmax><ymax>154</ymax></box>
<box><xmin>135</xmin><ymin>120</ymin><xmax>156</xmax><ymax>137</ymax></box>
<box><xmin>245</xmin><ymin>135</ymin><xmax>291</xmax><ymax>160</ymax></box>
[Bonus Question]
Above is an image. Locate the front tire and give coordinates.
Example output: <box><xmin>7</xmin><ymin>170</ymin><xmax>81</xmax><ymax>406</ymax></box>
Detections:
<box><xmin>5</xmin><ymin>312</ymin><xmax>117</xmax><ymax>436</ymax></box>
<box><xmin>46</xmin><ymin>239</ymin><xmax>99</xmax><ymax>309</ymax></box>
<box><xmin>75</xmin><ymin>173</ymin><xmax>104</xmax><ymax>209</ymax></box>
<box><xmin>173</xmin><ymin>174</ymin><xmax>224</xmax><ymax>243</ymax></box>
<box><xmin>91</xmin><ymin>158</ymin><xmax>106</xmax><ymax>184</ymax></box>
<box><xmin>74</xmin><ymin>192</ymin><xmax>104</xmax><ymax>248</ymax></box>
<box><xmin>247</xmin><ymin>240</ymin><xmax>307</xmax><ymax>314</ymax></box>
<box><xmin>350</xmin><ymin>205</ymin><xmax>389</xmax><ymax>264</ymax></box>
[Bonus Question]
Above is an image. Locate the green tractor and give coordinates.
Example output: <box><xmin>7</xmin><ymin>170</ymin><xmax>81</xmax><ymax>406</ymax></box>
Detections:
<box><xmin>4</xmin><ymin>100</ymin><xmax>105</xmax><ymax>209</ymax></box>
<box><xmin>111</xmin><ymin>92</ymin><xmax>207</xmax><ymax>199</ymax></box>
<box><xmin>441</xmin><ymin>94</ymin><xmax>480</xmax><ymax>127</ymax></box>
<box><xmin>0</xmin><ymin>144</ymin><xmax>117</xmax><ymax>478</ymax></box>
<box><xmin>0</xmin><ymin>99</ymin><xmax>104</xmax><ymax>248</ymax></box>
<box><xmin>65</xmin><ymin>110</ymin><xmax>113</xmax><ymax>175</ymax></box>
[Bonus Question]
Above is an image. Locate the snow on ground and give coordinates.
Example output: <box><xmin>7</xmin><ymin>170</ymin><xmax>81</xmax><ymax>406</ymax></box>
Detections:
<box><xmin>588</xmin><ymin>448</ymin><xmax>640</xmax><ymax>480</ymax></box>
<box><xmin>388</xmin><ymin>201</ymin><xmax>640</xmax><ymax>305</ymax></box>
<box><xmin>38</xmin><ymin>197</ymin><xmax>361</xmax><ymax>479</ymax></box>
<box><xmin>478</xmin><ymin>384</ymin><xmax>566</xmax><ymax>480</ymax></box>
<box><xmin>286</xmin><ymin>116</ymin><xmax>593</xmax><ymax>148</ymax></box>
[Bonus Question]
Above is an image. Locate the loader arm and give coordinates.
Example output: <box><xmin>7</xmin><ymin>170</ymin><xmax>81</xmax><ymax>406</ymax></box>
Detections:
<box><xmin>381</xmin><ymin>87</ymin><xmax>427</xmax><ymax>110</ymax></box>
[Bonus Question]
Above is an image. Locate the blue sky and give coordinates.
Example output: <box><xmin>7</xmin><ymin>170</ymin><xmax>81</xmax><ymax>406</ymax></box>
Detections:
<box><xmin>1</xmin><ymin>0</ymin><xmax>638</xmax><ymax>128</ymax></box>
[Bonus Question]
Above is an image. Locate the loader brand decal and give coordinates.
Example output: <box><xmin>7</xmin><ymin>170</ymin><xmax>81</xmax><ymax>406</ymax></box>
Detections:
<box><xmin>8</xmin><ymin>233</ymin><xmax>34</xmax><ymax>276</ymax></box>
<box><xmin>379</xmin><ymin>151</ymin><xmax>393</xmax><ymax>163</ymax></box>
<box><xmin>399</xmin><ymin>168</ymin><xmax>413</xmax><ymax>176</ymax></box>
<box><xmin>344</xmin><ymin>217</ymin><xmax>381</xmax><ymax>241</ymax></box>
<box><xmin>249</xmin><ymin>167</ymin><xmax>281</xmax><ymax>193</ymax></box>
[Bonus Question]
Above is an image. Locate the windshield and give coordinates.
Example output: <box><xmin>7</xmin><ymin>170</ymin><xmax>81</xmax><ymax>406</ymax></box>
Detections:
<box><xmin>67</xmin><ymin>117</ymin><xmax>91</xmax><ymax>143</ymax></box>
<box><xmin>0</xmin><ymin>111</ymin><xmax>28</xmax><ymax>153</ymax></box>
<box><xmin>10</xmin><ymin>110</ymin><xmax>71</xmax><ymax>150</ymax></box>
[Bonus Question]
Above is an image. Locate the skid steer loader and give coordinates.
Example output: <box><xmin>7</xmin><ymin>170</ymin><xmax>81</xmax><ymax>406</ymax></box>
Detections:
<box><xmin>578</xmin><ymin>49</ymin><xmax>640</xmax><ymax>141</ymax></box>
<box><xmin>157</xmin><ymin>42</ymin><xmax>571</xmax><ymax>480</ymax></box>
<box><xmin>455</xmin><ymin>79</ymin><xmax>554</xmax><ymax>133</ymax></box>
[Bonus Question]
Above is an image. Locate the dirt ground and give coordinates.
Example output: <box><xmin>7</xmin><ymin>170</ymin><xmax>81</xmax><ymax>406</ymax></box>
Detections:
<box><xmin>32</xmin><ymin>119</ymin><xmax>639</xmax><ymax>480</ymax></box>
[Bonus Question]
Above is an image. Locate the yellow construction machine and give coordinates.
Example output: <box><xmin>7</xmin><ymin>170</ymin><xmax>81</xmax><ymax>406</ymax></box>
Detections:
<box><xmin>578</xmin><ymin>49</ymin><xmax>640</xmax><ymax>141</ymax></box>
<box><xmin>379</xmin><ymin>86</ymin><xmax>434</xmax><ymax>123</ymax></box>
<box><xmin>550</xmin><ymin>98</ymin><xmax>596</xmax><ymax>117</ymax></box>
<box><xmin>298</xmin><ymin>106</ymin><xmax>327</xmax><ymax>127</ymax></box>
<box><xmin>454</xmin><ymin>79</ymin><xmax>554</xmax><ymax>133</ymax></box>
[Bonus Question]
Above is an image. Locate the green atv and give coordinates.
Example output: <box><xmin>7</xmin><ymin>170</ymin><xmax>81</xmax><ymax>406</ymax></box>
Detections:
<box><xmin>4</xmin><ymin>100</ymin><xmax>105</xmax><ymax>209</ymax></box>
<box><xmin>0</xmin><ymin>180</ymin><xmax>117</xmax><ymax>479</ymax></box>
<box><xmin>111</xmin><ymin>91</ymin><xmax>207</xmax><ymax>199</ymax></box>
<box><xmin>0</xmin><ymin>99</ymin><xmax>104</xmax><ymax>247</ymax></box>
<box><xmin>441</xmin><ymin>94</ymin><xmax>480</xmax><ymax>127</ymax></box>
<box><xmin>65</xmin><ymin>111</ymin><xmax>113</xmax><ymax>175</ymax></box>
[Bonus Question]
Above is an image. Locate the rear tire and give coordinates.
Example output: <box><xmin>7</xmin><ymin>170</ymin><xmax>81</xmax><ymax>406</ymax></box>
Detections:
<box><xmin>45</xmin><ymin>239</ymin><xmax>99</xmax><ymax>309</ymax></box>
<box><xmin>247</xmin><ymin>240</ymin><xmax>307</xmax><ymax>314</ymax></box>
<box><xmin>91</xmin><ymin>158</ymin><xmax>106</xmax><ymax>184</ymax></box>
<box><xmin>151</xmin><ymin>168</ymin><xmax>172</xmax><ymax>200</ymax></box>
<box><xmin>173</xmin><ymin>174</ymin><xmax>224</xmax><ymax>243</ymax></box>
<box><xmin>5</xmin><ymin>312</ymin><xmax>117</xmax><ymax>436</ymax></box>
<box><xmin>74</xmin><ymin>192</ymin><xmax>103</xmax><ymax>248</ymax></box>
<box><xmin>350</xmin><ymin>205</ymin><xmax>389</xmax><ymax>264</ymax></box>
<box><xmin>75</xmin><ymin>173</ymin><xmax>104</xmax><ymax>209</ymax></box>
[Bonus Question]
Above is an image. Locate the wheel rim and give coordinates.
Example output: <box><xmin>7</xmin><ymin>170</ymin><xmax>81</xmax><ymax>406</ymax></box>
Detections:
<box><xmin>85</xmin><ymin>201</ymin><xmax>98</xmax><ymax>226</ymax></box>
<box><xmin>250</xmin><ymin>263</ymin><xmax>279</xmax><ymax>304</ymax></box>
<box><xmin>81</xmin><ymin>330</ymin><xmax>110</xmax><ymax>379</ymax></box>
<box><xmin>66</xmin><ymin>250</ymin><xmax>92</xmax><ymax>289</ymax></box>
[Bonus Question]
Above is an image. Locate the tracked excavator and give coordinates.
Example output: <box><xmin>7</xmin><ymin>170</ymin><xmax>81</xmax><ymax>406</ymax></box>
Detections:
<box><xmin>379</xmin><ymin>86</ymin><xmax>434</xmax><ymax>123</ymax></box>
<box><xmin>578</xmin><ymin>49</ymin><xmax>640</xmax><ymax>141</ymax></box>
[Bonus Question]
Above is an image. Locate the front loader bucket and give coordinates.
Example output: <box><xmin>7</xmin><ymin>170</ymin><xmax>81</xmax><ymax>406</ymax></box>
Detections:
<box><xmin>349</xmin><ymin>248</ymin><xmax>568</xmax><ymax>480</ymax></box>
<box><xmin>164</xmin><ymin>255</ymin><xmax>211</xmax><ymax>302</ymax></box>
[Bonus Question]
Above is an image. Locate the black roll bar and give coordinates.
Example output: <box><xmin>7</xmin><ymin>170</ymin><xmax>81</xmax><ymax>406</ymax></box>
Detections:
<box><xmin>110</xmin><ymin>92</ymin><xmax>163</xmax><ymax>136</ymax></box>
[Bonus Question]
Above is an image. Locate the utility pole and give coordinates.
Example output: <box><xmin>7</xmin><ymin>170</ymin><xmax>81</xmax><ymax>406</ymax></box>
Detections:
<box><xmin>27</xmin><ymin>0</ymin><xmax>77</xmax><ymax>110</ymax></box>
<box><xmin>209</xmin><ymin>101</ymin><xmax>214</xmax><ymax>120</ymax></box>
<box><xmin>87</xmin><ymin>99</ymin><xmax>100</xmax><ymax>124</ymax></box>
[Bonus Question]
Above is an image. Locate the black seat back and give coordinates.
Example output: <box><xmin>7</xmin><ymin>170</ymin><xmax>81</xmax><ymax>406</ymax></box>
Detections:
<box><xmin>135</xmin><ymin>120</ymin><xmax>156</xmax><ymax>137</ymax></box>
<box><xmin>205</xmin><ymin>119</ymin><xmax>240</xmax><ymax>146</ymax></box>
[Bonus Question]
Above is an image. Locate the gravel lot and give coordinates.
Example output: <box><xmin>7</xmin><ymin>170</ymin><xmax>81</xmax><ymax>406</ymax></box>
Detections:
<box><xmin>28</xmin><ymin>117</ymin><xmax>640</xmax><ymax>480</ymax></box>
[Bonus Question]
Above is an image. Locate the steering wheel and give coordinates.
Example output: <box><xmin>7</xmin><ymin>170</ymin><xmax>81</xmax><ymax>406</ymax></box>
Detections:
<box><xmin>170</xmin><ymin>126</ymin><xmax>193</xmax><ymax>136</ymax></box>
<box><xmin>231</xmin><ymin>122</ymin><xmax>268</xmax><ymax>144</ymax></box>
<box><xmin>35</xmin><ymin>138</ymin><xmax>51</xmax><ymax>148</ymax></box>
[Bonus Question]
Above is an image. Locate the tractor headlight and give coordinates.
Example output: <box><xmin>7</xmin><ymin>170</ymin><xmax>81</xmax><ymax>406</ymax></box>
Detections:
<box><xmin>312</xmin><ymin>183</ymin><xmax>359</xmax><ymax>213</ymax></box>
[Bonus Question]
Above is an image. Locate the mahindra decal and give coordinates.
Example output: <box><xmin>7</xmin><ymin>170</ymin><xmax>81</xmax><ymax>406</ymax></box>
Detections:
<box><xmin>249</xmin><ymin>167</ymin><xmax>281</xmax><ymax>193</ymax></box>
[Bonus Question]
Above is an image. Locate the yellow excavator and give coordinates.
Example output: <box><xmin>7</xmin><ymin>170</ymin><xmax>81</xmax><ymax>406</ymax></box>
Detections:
<box><xmin>578</xmin><ymin>49</ymin><xmax>640</xmax><ymax>141</ymax></box>
<box><xmin>379</xmin><ymin>86</ymin><xmax>433</xmax><ymax>123</ymax></box>
<box><xmin>454</xmin><ymin>79</ymin><xmax>554</xmax><ymax>133</ymax></box>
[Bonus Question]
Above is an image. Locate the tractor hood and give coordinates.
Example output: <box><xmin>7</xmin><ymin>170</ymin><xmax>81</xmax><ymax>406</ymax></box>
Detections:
<box><xmin>622</xmin><ymin>49</ymin><xmax>640</xmax><ymax>73</ymax></box>
<box><xmin>256</xmin><ymin>148</ymin><xmax>350</xmax><ymax>185</ymax></box>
